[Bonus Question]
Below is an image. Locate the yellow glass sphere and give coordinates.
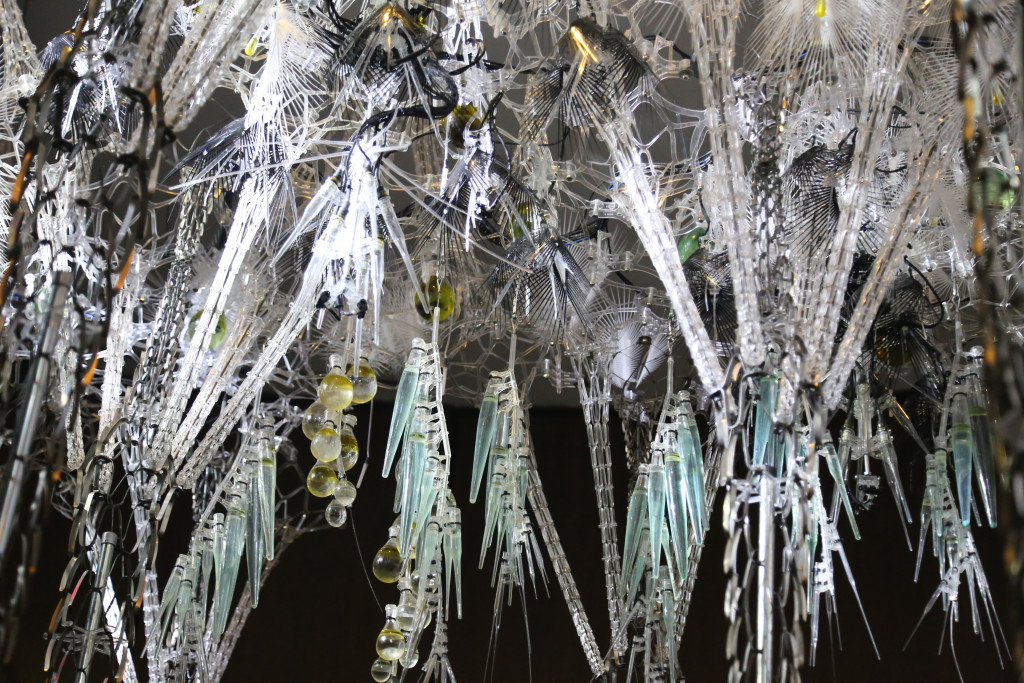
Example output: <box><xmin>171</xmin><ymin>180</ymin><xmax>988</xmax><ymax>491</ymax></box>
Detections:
<box><xmin>301</xmin><ymin>401</ymin><xmax>329</xmax><ymax>439</ymax></box>
<box><xmin>414</xmin><ymin>276</ymin><xmax>456</xmax><ymax>321</ymax></box>
<box><xmin>333</xmin><ymin>478</ymin><xmax>357</xmax><ymax>507</ymax></box>
<box><xmin>346</xmin><ymin>362</ymin><xmax>378</xmax><ymax>404</ymax></box>
<box><xmin>375</xmin><ymin>627</ymin><xmax>407</xmax><ymax>661</ymax></box>
<box><xmin>306</xmin><ymin>464</ymin><xmax>338</xmax><ymax>498</ymax></box>
<box><xmin>311</xmin><ymin>427</ymin><xmax>341</xmax><ymax>462</ymax></box>
<box><xmin>339</xmin><ymin>428</ymin><xmax>359</xmax><ymax>470</ymax></box>
<box><xmin>372</xmin><ymin>544</ymin><xmax>403</xmax><ymax>583</ymax></box>
<box><xmin>318</xmin><ymin>372</ymin><xmax>354</xmax><ymax>411</ymax></box>
<box><xmin>370</xmin><ymin>658</ymin><xmax>393</xmax><ymax>682</ymax></box>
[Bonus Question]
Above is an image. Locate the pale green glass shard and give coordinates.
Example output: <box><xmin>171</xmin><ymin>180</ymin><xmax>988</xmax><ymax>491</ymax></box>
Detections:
<box><xmin>968</xmin><ymin>386</ymin><xmax>997</xmax><ymax>528</ymax></box>
<box><xmin>259</xmin><ymin>438</ymin><xmax>276</xmax><ymax>560</ymax></box>
<box><xmin>417</xmin><ymin>521</ymin><xmax>441</xmax><ymax>607</ymax></box>
<box><xmin>414</xmin><ymin>462</ymin><xmax>441</xmax><ymax>558</ymax></box>
<box><xmin>394</xmin><ymin>435</ymin><xmax>411</xmax><ymax>514</ymax></box>
<box><xmin>210</xmin><ymin>512</ymin><xmax>225</xmax><ymax>610</ymax></box>
<box><xmin>625</xmin><ymin>528</ymin><xmax>648</xmax><ymax>606</ymax></box>
<box><xmin>678</xmin><ymin>419</ymin><xmax>708</xmax><ymax>539</ymax></box>
<box><xmin>752</xmin><ymin>375</ymin><xmax>777</xmax><ymax>466</ymax></box>
<box><xmin>950</xmin><ymin>394</ymin><xmax>974</xmax><ymax>527</ymax></box>
<box><xmin>245</xmin><ymin>478</ymin><xmax>263</xmax><ymax>607</ymax></box>
<box><xmin>152</xmin><ymin>559</ymin><xmax>183</xmax><ymax>648</ymax></box>
<box><xmin>481</xmin><ymin>447</ymin><xmax>509</xmax><ymax>554</ymax></box>
<box><xmin>621</xmin><ymin>468</ymin><xmax>649</xmax><ymax>589</ymax></box>
<box><xmin>471</xmin><ymin>394</ymin><xmax>499</xmax><ymax>504</ymax></box>
<box><xmin>647</xmin><ymin>462</ymin><xmax>667</xmax><ymax>580</ymax></box>
<box><xmin>447</xmin><ymin>507</ymin><xmax>463</xmax><ymax>619</ymax></box>
<box><xmin>200</xmin><ymin>536</ymin><xmax>214</xmax><ymax>612</ymax></box>
<box><xmin>175</xmin><ymin>559</ymin><xmax>196</xmax><ymax>635</ymax></box>
<box><xmin>384</xmin><ymin>363</ymin><xmax>421</xmax><ymax>477</ymax></box>
<box><xmin>664</xmin><ymin>454</ymin><xmax>689</xmax><ymax>581</ymax></box>
<box><xmin>400</xmin><ymin>433</ymin><xmax>427</xmax><ymax>558</ymax></box>
<box><xmin>213</xmin><ymin>503</ymin><xmax>245</xmax><ymax>641</ymax></box>
<box><xmin>822</xmin><ymin>440</ymin><xmax>860</xmax><ymax>540</ymax></box>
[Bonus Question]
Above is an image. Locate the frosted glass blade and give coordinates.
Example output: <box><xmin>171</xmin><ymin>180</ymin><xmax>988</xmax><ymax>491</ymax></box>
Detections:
<box><xmin>384</xmin><ymin>365</ymin><xmax>420</xmax><ymax>478</ymax></box>
<box><xmin>259</xmin><ymin>442</ymin><xmax>276</xmax><ymax>560</ymax></box>
<box><xmin>822</xmin><ymin>442</ymin><xmax>860</xmax><ymax>540</ymax></box>
<box><xmin>969</xmin><ymin>404</ymin><xmax>997</xmax><ymax>528</ymax></box>
<box><xmin>665</xmin><ymin>455</ymin><xmax>689</xmax><ymax>581</ymax></box>
<box><xmin>471</xmin><ymin>395</ymin><xmax>499</xmax><ymax>504</ymax></box>
<box><xmin>245</xmin><ymin>480</ymin><xmax>263</xmax><ymax>607</ymax></box>
<box><xmin>621</xmin><ymin>475</ymin><xmax>648</xmax><ymax>588</ymax></box>
<box><xmin>647</xmin><ymin>463</ymin><xmax>667</xmax><ymax>580</ymax></box>
<box><xmin>213</xmin><ymin>506</ymin><xmax>245</xmax><ymax>640</ymax></box>
<box><xmin>752</xmin><ymin>376</ymin><xmax>777</xmax><ymax>466</ymax></box>
<box><xmin>400</xmin><ymin>433</ymin><xmax>427</xmax><ymax>558</ymax></box>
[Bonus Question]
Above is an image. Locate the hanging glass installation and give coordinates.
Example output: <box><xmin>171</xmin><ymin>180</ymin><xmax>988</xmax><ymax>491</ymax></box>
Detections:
<box><xmin>0</xmin><ymin>0</ymin><xmax>1021</xmax><ymax>681</ymax></box>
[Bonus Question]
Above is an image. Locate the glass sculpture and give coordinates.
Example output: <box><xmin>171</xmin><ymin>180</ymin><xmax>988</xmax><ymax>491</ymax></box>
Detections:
<box><xmin>0</xmin><ymin>0</ymin><xmax>1021</xmax><ymax>681</ymax></box>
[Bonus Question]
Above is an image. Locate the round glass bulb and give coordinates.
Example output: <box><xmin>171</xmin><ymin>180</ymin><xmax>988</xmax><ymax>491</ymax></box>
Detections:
<box><xmin>310</xmin><ymin>427</ymin><xmax>341</xmax><ymax>462</ymax></box>
<box><xmin>347</xmin><ymin>361</ymin><xmax>378</xmax><ymax>404</ymax></box>
<box><xmin>339</xmin><ymin>427</ymin><xmax>359</xmax><ymax>470</ymax></box>
<box><xmin>414</xmin><ymin>276</ymin><xmax>456</xmax><ymax>321</ymax></box>
<box><xmin>325</xmin><ymin>499</ymin><xmax>348</xmax><ymax>528</ymax></box>
<box><xmin>318</xmin><ymin>372</ymin><xmax>354</xmax><ymax>411</ymax></box>
<box><xmin>372</xmin><ymin>543</ymin><xmax>403</xmax><ymax>583</ymax></box>
<box><xmin>306</xmin><ymin>464</ymin><xmax>338</xmax><ymax>498</ymax></box>
<box><xmin>301</xmin><ymin>401</ymin><xmax>329</xmax><ymax>439</ymax></box>
<box><xmin>370</xmin><ymin>658</ymin><xmax>393</xmax><ymax>683</ymax></box>
<box><xmin>333</xmin><ymin>478</ymin><xmax>357</xmax><ymax>507</ymax></box>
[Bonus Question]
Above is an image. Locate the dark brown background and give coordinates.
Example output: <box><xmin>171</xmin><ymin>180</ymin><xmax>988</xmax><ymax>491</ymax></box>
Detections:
<box><xmin>11</xmin><ymin>405</ymin><xmax>1015</xmax><ymax>682</ymax></box>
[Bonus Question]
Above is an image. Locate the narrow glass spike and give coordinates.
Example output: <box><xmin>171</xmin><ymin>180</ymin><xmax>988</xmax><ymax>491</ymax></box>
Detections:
<box><xmin>200</xmin><ymin>534</ymin><xmax>214</xmax><ymax>611</ymax></box>
<box><xmin>210</xmin><ymin>512</ymin><xmax>225</xmax><ymax>607</ymax></box>
<box><xmin>678</xmin><ymin>416</ymin><xmax>708</xmax><ymax>539</ymax></box>
<box><xmin>259</xmin><ymin>437</ymin><xmax>277</xmax><ymax>560</ymax></box>
<box><xmin>874</xmin><ymin>428</ymin><xmax>911</xmax><ymax>523</ymax></box>
<box><xmin>471</xmin><ymin>394</ymin><xmax>499</xmax><ymax>504</ymax></box>
<box><xmin>621</xmin><ymin>467</ymin><xmax>649</xmax><ymax>589</ymax></box>
<box><xmin>950</xmin><ymin>394</ymin><xmax>974</xmax><ymax>527</ymax></box>
<box><xmin>414</xmin><ymin>460</ymin><xmax>441</xmax><ymax>558</ymax></box>
<box><xmin>752</xmin><ymin>375</ymin><xmax>777</xmax><ymax>466</ymax></box>
<box><xmin>245</xmin><ymin>478</ymin><xmax>264</xmax><ymax>607</ymax></box>
<box><xmin>416</xmin><ymin>521</ymin><xmax>441</xmax><ymax>608</ymax></box>
<box><xmin>213</xmin><ymin>502</ymin><xmax>245</xmax><ymax>640</ymax></box>
<box><xmin>647</xmin><ymin>462</ymin><xmax>667</xmax><ymax>580</ymax></box>
<box><xmin>625</xmin><ymin>528</ymin><xmax>649</xmax><ymax>607</ymax></box>
<box><xmin>448</xmin><ymin>506</ymin><xmax>463</xmax><ymax>619</ymax></box>
<box><xmin>665</xmin><ymin>454</ymin><xmax>689</xmax><ymax>581</ymax></box>
<box><xmin>400</xmin><ymin>433</ymin><xmax>427</xmax><ymax>558</ymax></box>
<box><xmin>384</xmin><ymin>363</ymin><xmax>421</xmax><ymax>478</ymax></box>
<box><xmin>968</xmin><ymin>383</ymin><xmax>997</xmax><ymax>528</ymax></box>
<box><xmin>822</xmin><ymin>439</ymin><xmax>860</xmax><ymax>540</ymax></box>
